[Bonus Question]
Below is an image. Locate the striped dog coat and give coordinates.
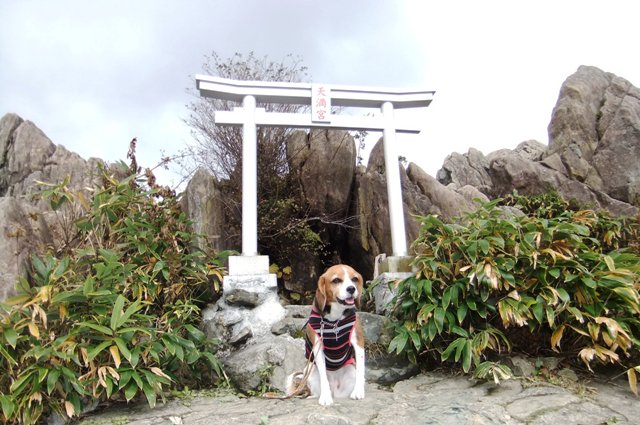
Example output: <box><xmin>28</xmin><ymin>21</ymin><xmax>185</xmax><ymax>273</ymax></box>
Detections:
<box><xmin>304</xmin><ymin>307</ymin><xmax>357</xmax><ymax>371</ymax></box>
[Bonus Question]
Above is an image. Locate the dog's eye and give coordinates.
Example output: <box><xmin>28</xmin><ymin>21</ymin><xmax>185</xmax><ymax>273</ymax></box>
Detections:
<box><xmin>331</xmin><ymin>278</ymin><xmax>342</xmax><ymax>284</ymax></box>
<box><xmin>351</xmin><ymin>277</ymin><xmax>359</xmax><ymax>283</ymax></box>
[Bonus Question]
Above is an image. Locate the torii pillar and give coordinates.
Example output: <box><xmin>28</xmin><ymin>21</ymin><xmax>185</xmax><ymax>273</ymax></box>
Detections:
<box><xmin>196</xmin><ymin>76</ymin><xmax>434</xmax><ymax>288</ymax></box>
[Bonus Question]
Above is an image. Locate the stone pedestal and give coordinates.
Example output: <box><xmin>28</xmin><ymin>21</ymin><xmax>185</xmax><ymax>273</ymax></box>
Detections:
<box><xmin>223</xmin><ymin>270</ymin><xmax>277</xmax><ymax>307</ymax></box>
<box><xmin>204</xmin><ymin>255</ymin><xmax>285</xmax><ymax>345</ymax></box>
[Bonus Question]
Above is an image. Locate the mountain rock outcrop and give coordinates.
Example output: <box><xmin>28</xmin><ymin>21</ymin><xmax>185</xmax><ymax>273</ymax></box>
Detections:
<box><xmin>0</xmin><ymin>113</ymin><xmax>102</xmax><ymax>201</ymax></box>
<box><xmin>436</xmin><ymin>66</ymin><xmax>639</xmax><ymax>218</ymax></box>
<box><xmin>546</xmin><ymin>65</ymin><xmax>640</xmax><ymax>205</ymax></box>
<box><xmin>0</xmin><ymin>113</ymin><xmax>103</xmax><ymax>299</ymax></box>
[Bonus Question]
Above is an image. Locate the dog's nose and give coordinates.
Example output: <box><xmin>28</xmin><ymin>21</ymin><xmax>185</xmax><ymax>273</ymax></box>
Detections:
<box><xmin>347</xmin><ymin>285</ymin><xmax>356</xmax><ymax>295</ymax></box>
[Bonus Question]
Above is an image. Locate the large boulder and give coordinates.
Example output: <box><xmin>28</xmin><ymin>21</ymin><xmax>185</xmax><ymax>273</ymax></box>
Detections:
<box><xmin>286</xmin><ymin>129</ymin><xmax>356</xmax><ymax>218</ymax></box>
<box><xmin>546</xmin><ymin>65</ymin><xmax>640</xmax><ymax>205</ymax></box>
<box><xmin>349</xmin><ymin>139</ymin><xmax>417</xmax><ymax>278</ymax></box>
<box><xmin>221</xmin><ymin>334</ymin><xmax>306</xmax><ymax>393</ymax></box>
<box><xmin>180</xmin><ymin>168</ymin><xmax>227</xmax><ymax>253</ymax></box>
<box><xmin>285</xmin><ymin>129</ymin><xmax>357</xmax><ymax>290</ymax></box>
<box><xmin>406</xmin><ymin>162</ymin><xmax>487</xmax><ymax>218</ymax></box>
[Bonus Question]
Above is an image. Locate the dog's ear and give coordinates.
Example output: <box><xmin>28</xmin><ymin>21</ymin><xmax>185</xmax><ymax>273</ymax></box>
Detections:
<box><xmin>354</xmin><ymin>272</ymin><xmax>364</xmax><ymax>309</ymax></box>
<box><xmin>314</xmin><ymin>274</ymin><xmax>327</xmax><ymax>312</ymax></box>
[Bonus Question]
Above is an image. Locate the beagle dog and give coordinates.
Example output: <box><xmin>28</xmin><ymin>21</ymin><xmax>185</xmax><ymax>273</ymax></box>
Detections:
<box><xmin>289</xmin><ymin>264</ymin><xmax>366</xmax><ymax>406</ymax></box>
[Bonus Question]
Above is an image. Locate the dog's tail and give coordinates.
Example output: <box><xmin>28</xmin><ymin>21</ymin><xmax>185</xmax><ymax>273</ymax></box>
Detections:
<box><xmin>262</xmin><ymin>365</ymin><xmax>312</xmax><ymax>400</ymax></box>
<box><xmin>262</xmin><ymin>338</ymin><xmax>320</xmax><ymax>400</ymax></box>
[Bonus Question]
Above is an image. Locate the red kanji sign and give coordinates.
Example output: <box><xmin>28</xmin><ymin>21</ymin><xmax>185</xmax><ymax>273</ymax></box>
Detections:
<box><xmin>311</xmin><ymin>84</ymin><xmax>331</xmax><ymax>123</ymax></box>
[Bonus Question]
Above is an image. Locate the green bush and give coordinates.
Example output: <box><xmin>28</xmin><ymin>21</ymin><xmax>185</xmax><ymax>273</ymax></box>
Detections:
<box><xmin>389</xmin><ymin>194</ymin><xmax>640</xmax><ymax>389</ymax></box>
<box><xmin>0</xmin><ymin>163</ymin><xmax>226</xmax><ymax>424</ymax></box>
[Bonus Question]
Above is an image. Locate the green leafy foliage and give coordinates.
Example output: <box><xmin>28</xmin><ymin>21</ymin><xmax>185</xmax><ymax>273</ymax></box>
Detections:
<box><xmin>0</xmin><ymin>160</ymin><xmax>226</xmax><ymax>424</ymax></box>
<box><xmin>389</xmin><ymin>193</ymin><xmax>640</xmax><ymax>390</ymax></box>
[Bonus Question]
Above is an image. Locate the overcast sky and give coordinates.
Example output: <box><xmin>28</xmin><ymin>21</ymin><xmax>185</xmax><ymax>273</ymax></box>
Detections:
<box><xmin>2</xmin><ymin>0</ymin><xmax>639</xmax><ymax>187</ymax></box>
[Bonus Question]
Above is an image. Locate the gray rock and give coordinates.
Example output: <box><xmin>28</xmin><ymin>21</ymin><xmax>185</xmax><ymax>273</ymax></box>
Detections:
<box><xmin>539</xmin><ymin>356</ymin><xmax>560</xmax><ymax>371</ymax></box>
<box><xmin>0</xmin><ymin>113</ymin><xmax>23</xmax><ymax>193</ymax></box>
<box><xmin>455</xmin><ymin>184</ymin><xmax>490</xmax><ymax>205</ymax></box>
<box><xmin>223</xmin><ymin>274</ymin><xmax>278</xmax><ymax>308</ymax></box>
<box><xmin>284</xmin><ymin>304</ymin><xmax>312</xmax><ymax>318</ymax></box>
<box><xmin>271</xmin><ymin>305</ymin><xmax>310</xmax><ymax>336</ymax></box>
<box><xmin>180</xmin><ymin>168</ymin><xmax>226</xmax><ymax>253</ymax></box>
<box><xmin>406</xmin><ymin>162</ymin><xmax>480</xmax><ymax>219</ymax></box>
<box><xmin>0</xmin><ymin>114</ymin><xmax>102</xmax><ymax>202</ymax></box>
<box><xmin>228</xmin><ymin>324</ymin><xmax>252</xmax><ymax>346</ymax></box>
<box><xmin>557</xmin><ymin>368</ymin><xmax>579</xmax><ymax>382</ymax></box>
<box><xmin>539</xmin><ymin>152</ymin><xmax>569</xmax><ymax>175</ymax></box>
<box><xmin>201</xmin><ymin>303</ymin><xmax>242</xmax><ymax>341</ymax></box>
<box><xmin>349</xmin><ymin>139</ymin><xmax>475</xmax><ymax>278</ymax></box>
<box><xmin>1</xmin><ymin>114</ymin><xmax>56</xmax><ymax>196</ymax></box>
<box><xmin>437</xmin><ymin>148</ymin><xmax>493</xmax><ymax>194</ymax></box>
<box><xmin>222</xmin><ymin>334</ymin><xmax>306</xmax><ymax>393</ymax></box>
<box><xmin>287</xmin><ymin>129</ymin><xmax>356</xmax><ymax>218</ymax></box>
<box><xmin>547</xmin><ymin>66</ymin><xmax>610</xmax><ymax>180</ymax></box>
<box><xmin>547</xmin><ymin>65</ymin><xmax>640</xmax><ymax>205</ymax></box>
<box><xmin>509</xmin><ymin>355</ymin><xmax>536</xmax><ymax>377</ymax></box>
<box><xmin>514</xmin><ymin>140</ymin><xmax>547</xmax><ymax>161</ymax></box>
<box><xmin>202</xmin><ymin>290</ymin><xmax>286</xmax><ymax>344</ymax></box>
<box><xmin>218</xmin><ymin>308</ymin><xmax>243</xmax><ymax>326</ymax></box>
<box><xmin>348</xmin><ymin>156</ymin><xmax>391</xmax><ymax>278</ymax></box>
<box><xmin>225</xmin><ymin>288</ymin><xmax>263</xmax><ymax>307</ymax></box>
<box><xmin>358</xmin><ymin>311</ymin><xmax>393</xmax><ymax>346</ymax></box>
<box><xmin>0</xmin><ymin>197</ymin><xmax>36</xmax><ymax>300</ymax></box>
<box><xmin>366</xmin><ymin>352</ymin><xmax>419</xmax><ymax>385</ymax></box>
<box><xmin>432</xmin><ymin>66</ymin><xmax>640</xmax><ymax>215</ymax></box>
<box><xmin>488</xmin><ymin>151</ymin><xmax>638</xmax><ymax>216</ymax></box>
<box><xmin>369</xmin><ymin>272</ymin><xmax>412</xmax><ymax>315</ymax></box>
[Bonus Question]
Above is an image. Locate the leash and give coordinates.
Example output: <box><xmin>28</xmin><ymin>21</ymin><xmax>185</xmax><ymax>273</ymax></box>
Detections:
<box><xmin>262</xmin><ymin>336</ymin><xmax>321</xmax><ymax>400</ymax></box>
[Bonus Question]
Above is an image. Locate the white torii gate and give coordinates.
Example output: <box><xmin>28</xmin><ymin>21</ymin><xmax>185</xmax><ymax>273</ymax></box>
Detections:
<box><xmin>196</xmin><ymin>75</ymin><xmax>434</xmax><ymax>276</ymax></box>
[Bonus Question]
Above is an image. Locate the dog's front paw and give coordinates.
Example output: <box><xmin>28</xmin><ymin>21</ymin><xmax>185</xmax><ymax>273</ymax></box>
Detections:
<box><xmin>318</xmin><ymin>392</ymin><xmax>334</xmax><ymax>406</ymax></box>
<box><xmin>350</xmin><ymin>386</ymin><xmax>365</xmax><ymax>400</ymax></box>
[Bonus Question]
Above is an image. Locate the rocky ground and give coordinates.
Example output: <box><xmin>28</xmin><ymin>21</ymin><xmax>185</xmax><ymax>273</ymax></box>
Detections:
<box><xmin>76</xmin><ymin>371</ymin><xmax>638</xmax><ymax>425</ymax></box>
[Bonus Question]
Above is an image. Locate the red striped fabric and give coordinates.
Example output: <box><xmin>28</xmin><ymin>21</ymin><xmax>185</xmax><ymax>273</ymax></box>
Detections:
<box><xmin>305</xmin><ymin>307</ymin><xmax>357</xmax><ymax>371</ymax></box>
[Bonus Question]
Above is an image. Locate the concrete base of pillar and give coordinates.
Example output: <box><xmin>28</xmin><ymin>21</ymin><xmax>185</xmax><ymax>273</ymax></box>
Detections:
<box><xmin>377</xmin><ymin>255</ymin><xmax>415</xmax><ymax>274</ymax></box>
<box><xmin>228</xmin><ymin>255</ymin><xmax>270</xmax><ymax>275</ymax></box>
<box><xmin>371</xmin><ymin>255</ymin><xmax>415</xmax><ymax>314</ymax></box>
